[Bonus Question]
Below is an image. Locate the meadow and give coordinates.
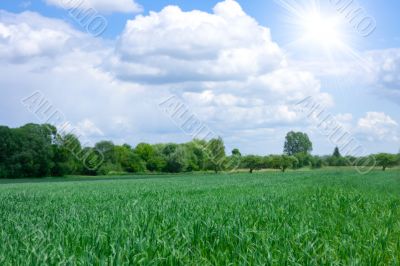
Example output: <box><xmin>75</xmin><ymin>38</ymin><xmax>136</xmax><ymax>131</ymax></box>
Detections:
<box><xmin>0</xmin><ymin>169</ymin><xmax>400</xmax><ymax>265</ymax></box>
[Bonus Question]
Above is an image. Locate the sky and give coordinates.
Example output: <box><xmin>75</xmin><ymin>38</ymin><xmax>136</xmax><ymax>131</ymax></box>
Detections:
<box><xmin>0</xmin><ymin>0</ymin><xmax>399</xmax><ymax>156</ymax></box>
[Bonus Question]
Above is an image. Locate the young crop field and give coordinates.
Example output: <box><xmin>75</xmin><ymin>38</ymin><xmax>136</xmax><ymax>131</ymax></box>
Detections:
<box><xmin>1</xmin><ymin>169</ymin><xmax>400</xmax><ymax>265</ymax></box>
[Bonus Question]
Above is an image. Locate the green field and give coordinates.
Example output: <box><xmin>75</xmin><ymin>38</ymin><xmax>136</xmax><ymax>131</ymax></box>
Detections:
<box><xmin>1</xmin><ymin>169</ymin><xmax>400</xmax><ymax>265</ymax></box>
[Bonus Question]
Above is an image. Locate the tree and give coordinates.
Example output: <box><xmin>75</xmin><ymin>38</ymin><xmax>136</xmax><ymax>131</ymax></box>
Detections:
<box><xmin>224</xmin><ymin>148</ymin><xmax>242</xmax><ymax>172</ymax></box>
<box><xmin>128</xmin><ymin>153</ymin><xmax>147</xmax><ymax>173</ymax></box>
<box><xmin>0</xmin><ymin>126</ymin><xmax>16</xmax><ymax>178</ymax></box>
<box><xmin>185</xmin><ymin>140</ymin><xmax>208</xmax><ymax>171</ymax></box>
<box><xmin>51</xmin><ymin>136</ymin><xmax>73</xmax><ymax>177</ymax></box>
<box><xmin>95</xmin><ymin>141</ymin><xmax>115</xmax><ymax>163</ymax></box>
<box><xmin>280</xmin><ymin>155</ymin><xmax>298</xmax><ymax>172</ymax></box>
<box><xmin>293</xmin><ymin>152</ymin><xmax>313</xmax><ymax>168</ymax></box>
<box><xmin>78</xmin><ymin>147</ymin><xmax>103</xmax><ymax>175</ymax></box>
<box><xmin>9</xmin><ymin>124</ymin><xmax>57</xmax><ymax>178</ymax></box>
<box><xmin>311</xmin><ymin>156</ymin><xmax>323</xmax><ymax>169</ymax></box>
<box><xmin>205</xmin><ymin>138</ymin><xmax>226</xmax><ymax>173</ymax></box>
<box><xmin>397</xmin><ymin>151</ymin><xmax>400</xmax><ymax>165</ymax></box>
<box><xmin>242</xmin><ymin>155</ymin><xmax>263</xmax><ymax>173</ymax></box>
<box><xmin>231</xmin><ymin>148</ymin><xmax>241</xmax><ymax>156</ymax></box>
<box><xmin>53</xmin><ymin>133</ymin><xmax>83</xmax><ymax>176</ymax></box>
<box><xmin>163</xmin><ymin>144</ymin><xmax>188</xmax><ymax>173</ymax></box>
<box><xmin>134</xmin><ymin>143</ymin><xmax>155</xmax><ymax>162</ymax></box>
<box><xmin>376</xmin><ymin>153</ymin><xmax>398</xmax><ymax>171</ymax></box>
<box><xmin>333</xmin><ymin>147</ymin><xmax>341</xmax><ymax>157</ymax></box>
<box><xmin>147</xmin><ymin>155</ymin><xmax>167</xmax><ymax>172</ymax></box>
<box><xmin>267</xmin><ymin>155</ymin><xmax>280</xmax><ymax>170</ymax></box>
<box><xmin>283</xmin><ymin>131</ymin><xmax>313</xmax><ymax>156</ymax></box>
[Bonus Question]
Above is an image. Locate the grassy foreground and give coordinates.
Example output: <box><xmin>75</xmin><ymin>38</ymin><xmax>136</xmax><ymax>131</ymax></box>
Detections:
<box><xmin>0</xmin><ymin>169</ymin><xmax>400</xmax><ymax>265</ymax></box>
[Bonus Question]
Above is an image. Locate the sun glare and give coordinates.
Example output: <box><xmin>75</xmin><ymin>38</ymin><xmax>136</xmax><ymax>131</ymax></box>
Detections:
<box><xmin>274</xmin><ymin>0</ymin><xmax>355</xmax><ymax>55</ymax></box>
<box><xmin>300</xmin><ymin>11</ymin><xmax>345</xmax><ymax>49</ymax></box>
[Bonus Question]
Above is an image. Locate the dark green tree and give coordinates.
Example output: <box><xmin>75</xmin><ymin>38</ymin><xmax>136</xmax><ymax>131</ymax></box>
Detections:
<box><xmin>333</xmin><ymin>147</ymin><xmax>341</xmax><ymax>157</ymax></box>
<box><xmin>0</xmin><ymin>126</ymin><xmax>16</xmax><ymax>178</ymax></box>
<box><xmin>232</xmin><ymin>148</ymin><xmax>241</xmax><ymax>156</ymax></box>
<box><xmin>283</xmin><ymin>131</ymin><xmax>313</xmax><ymax>156</ymax></box>
<box><xmin>241</xmin><ymin>155</ymin><xmax>263</xmax><ymax>173</ymax></box>
<box><xmin>9</xmin><ymin>124</ymin><xmax>57</xmax><ymax>178</ymax></box>
<box><xmin>163</xmin><ymin>144</ymin><xmax>188</xmax><ymax>173</ymax></box>
<box><xmin>376</xmin><ymin>153</ymin><xmax>398</xmax><ymax>171</ymax></box>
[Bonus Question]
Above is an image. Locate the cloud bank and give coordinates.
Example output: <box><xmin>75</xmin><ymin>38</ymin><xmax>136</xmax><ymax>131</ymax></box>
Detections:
<box><xmin>0</xmin><ymin>0</ymin><xmax>398</xmax><ymax>154</ymax></box>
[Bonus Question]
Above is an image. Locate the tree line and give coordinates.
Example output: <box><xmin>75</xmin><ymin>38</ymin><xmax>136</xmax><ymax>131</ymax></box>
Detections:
<box><xmin>0</xmin><ymin>124</ymin><xmax>399</xmax><ymax>178</ymax></box>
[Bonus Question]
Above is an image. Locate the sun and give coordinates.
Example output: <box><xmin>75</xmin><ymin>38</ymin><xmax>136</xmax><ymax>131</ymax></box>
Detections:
<box><xmin>299</xmin><ymin>11</ymin><xmax>345</xmax><ymax>50</ymax></box>
<box><xmin>274</xmin><ymin>0</ymin><xmax>352</xmax><ymax>54</ymax></box>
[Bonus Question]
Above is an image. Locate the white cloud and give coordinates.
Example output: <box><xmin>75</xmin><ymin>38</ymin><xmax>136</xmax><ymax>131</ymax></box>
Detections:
<box><xmin>45</xmin><ymin>0</ymin><xmax>142</xmax><ymax>14</ymax></box>
<box><xmin>292</xmin><ymin>48</ymin><xmax>400</xmax><ymax>105</ymax></box>
<box><xmin>112</xmin><ymin>0</ymin><xmax>285</xmax><ymax>83</ymax></box>
<box><xmin>0</xmin><ymin>3</ymin><xmax>332</xmax><ymax>154</ymax></box>
<box><xmin>0</xmin><ymin>10</ymin><xmax>98</xmax><ymax>63</ymax></box>
<box><xmin>357</xmin><ymin>112</ymin><xmax>399</xmax><ymax>141</ymax></box>
<box><xmin>2</xmin><ymin>2</ymin><xmax>398</xmax><ymax>154</ymax></box>
<box><xmin>104</xmin><ymin>0</ymin><xmax>331</xmax><ymax>135</ymax></box>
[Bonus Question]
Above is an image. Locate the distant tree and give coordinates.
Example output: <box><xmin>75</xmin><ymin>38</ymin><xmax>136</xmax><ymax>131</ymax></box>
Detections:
<box><xmin>232</xmin><ymin>148</ymin><xmax>241</xmax><ymax>156</ymax></box>
<box><xmin>283</xmin><ymin>131</ymin><xmax>313</xmax><ymax>156</ymax></box>
<box><xmin>113</xmin><ymin>145</ymin><xmax>133</xmax><ymax>171</ymax></box>
<box><xmin>129</xmin><ymin>154</ymin><xmax>147</xmax><ymax>173</ymax></box>
<box><xmin>205</xmin><ymin>138</ymin><xmax>226</xmax><ymax>173</ymax></box>
<box><xmin>280</xmin><ymin>155</ymin><xmax>298</xmax><ymax>172</ymax></box>
<box><xmin>311</xmin><ymin>156</ymin><xmax>323</xmax><ymax>169</ymax></box>
<box><xmin>293</xmin><ymin>152</ymin><xmax>313</xmax><ymax>168</ymax></box>
<box><xmin>97</xmin><ymin>162</ymin><xmax>123</xmax><ymax>175</ymax></box>
<box><xmin>267</xmin><ymin>155</ymin><xmax>281</xmax><ymax>170</ymax></box>
<box><xmin>9</xmin><ymin>124</ymin><xmax>57</xmax><ymax>178</ymax></box>
<box><xmin>55</xmin><ymin>133</ymin><xmax>84</xmax><ymax>175</ymax></box>
<box><xmin>0</xmin><ymin>126</ymin><xmax>16</xmax><ymax>178</ymax></box>
<box><xmin>185</xmin><ymin>140</ymin><xmax>207</xmax><ymax>171</ymax></box>
<box><xmin>397</xmin><ymin>151</ymin><xmax>400</xmax><ymax>165</ymax></box>
<box><xmin>333</xmin><ymin>147</ymin><xmax>341</xmax><ymax>158</ymax></box>
<box><xmin>376</xmin><ymin>153</ymin><xmax>398</xmax><ymax>171</ymax></box>
<box><xmin>78</xmin><ymin>147</ymin><xmax>103</xmax><ymax>175</ymax></box>
<box><xmin>224</xmin><ymin>148</ymin><xmax>242</xmax><ymax>172</ymax></box>
<box><xmin>135</xmin><ymin>143</ymin><xmax>155</xmax><ymax>162</ymax></box>
<box><xmin>95</xmin><ymin>141</ymin><xmax>115</xmax><ymax>163</ymax></box>
<box><xmin>242</xmin><ymin>155</ymin><xmax>263</xmax><ymax>173</ymax></box>
<box><xmin>163</xmin><ymin>145</ymin><xmax>188</xmax><ymax>173</ymax></box>
<box><xmin>146</xmin><ymin>155</ymin><xmax>167</xmax><ymax>172</ymax></box>
<box><xmin>327</xmin><ymin>147</ymin><xmax>347</xmax><ymax>166</ymax></box>
<box><xmin>162</xmin><ymin>143</ymin><xmax>178</xmax><ymax>156</ymax></box>
<box><xmin>95</xmin><ymin>141</ymin><xmax>114</xmax><ymax>154</ymax></box>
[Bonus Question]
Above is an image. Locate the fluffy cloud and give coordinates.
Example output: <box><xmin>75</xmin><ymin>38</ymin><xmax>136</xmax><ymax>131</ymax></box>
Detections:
<box><xmin>112</xmin><ymin>0</ymin><xmax>285</xmax><ymax>83</ymax></box>
<box><xmin>0</xmin><ymin>2</ymin><xmax>332</xmax><ymax>153</ymax></box>
<box><xmin>0</xmin><ymin>11</ymin><xmax>165</xmax><ymax>146</ymax></box>
<box><xmin>357</xmin><ymin>112</ymin><xmax>399</xmax><ymax>141</ymax></box>
<box><xmin>1</xmin><ymin>1</ymin><xmax>398</xmax><ymax>155</ymax></box>
<box><xmin>0</xmin><ymin>10</ymin><xmax>110</xmax><ymax>65</ymax></box>
<box><xmin>181</xmin><ymin>90</ymin><xmax>299</xmax><ymax>128</ymax></box>
<box><xmin>0</xmin><ymin>11</ymin><xmax>88</xmax><ymax>62</ymax></box>
<box><xmin>105</xmin><ymin>0</ymin><xmax>332</xmax><ymax>133</ymax></box>
<box><xmin>45</xmin><ymin>0</ymin><xmax>142</xmax><ymax>14</ymax></box>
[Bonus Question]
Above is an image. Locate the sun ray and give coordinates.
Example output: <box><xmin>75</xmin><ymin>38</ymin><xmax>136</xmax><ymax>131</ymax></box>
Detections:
<box><xmin>273</xmin><ymin>0</ymin><xmax>372</xmax><ymax>69</ymax></box>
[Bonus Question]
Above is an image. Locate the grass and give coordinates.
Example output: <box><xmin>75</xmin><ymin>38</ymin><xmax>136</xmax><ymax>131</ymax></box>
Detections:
<box><xmin>0</xmin><ymin>169</ymin><xmax>399</xmax><ymax>265</ymax></box>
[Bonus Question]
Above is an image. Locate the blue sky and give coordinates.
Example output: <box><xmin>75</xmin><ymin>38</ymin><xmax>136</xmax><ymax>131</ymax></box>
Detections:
<box><xmin>3</xmin><ymin>0</ymin><xmax>400</xmax><ymax>48</ymax></box>
<box><xmin>0</xmin><ymin>0</ymin><xmax>399</xmax><ymax>155</ymax></box>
